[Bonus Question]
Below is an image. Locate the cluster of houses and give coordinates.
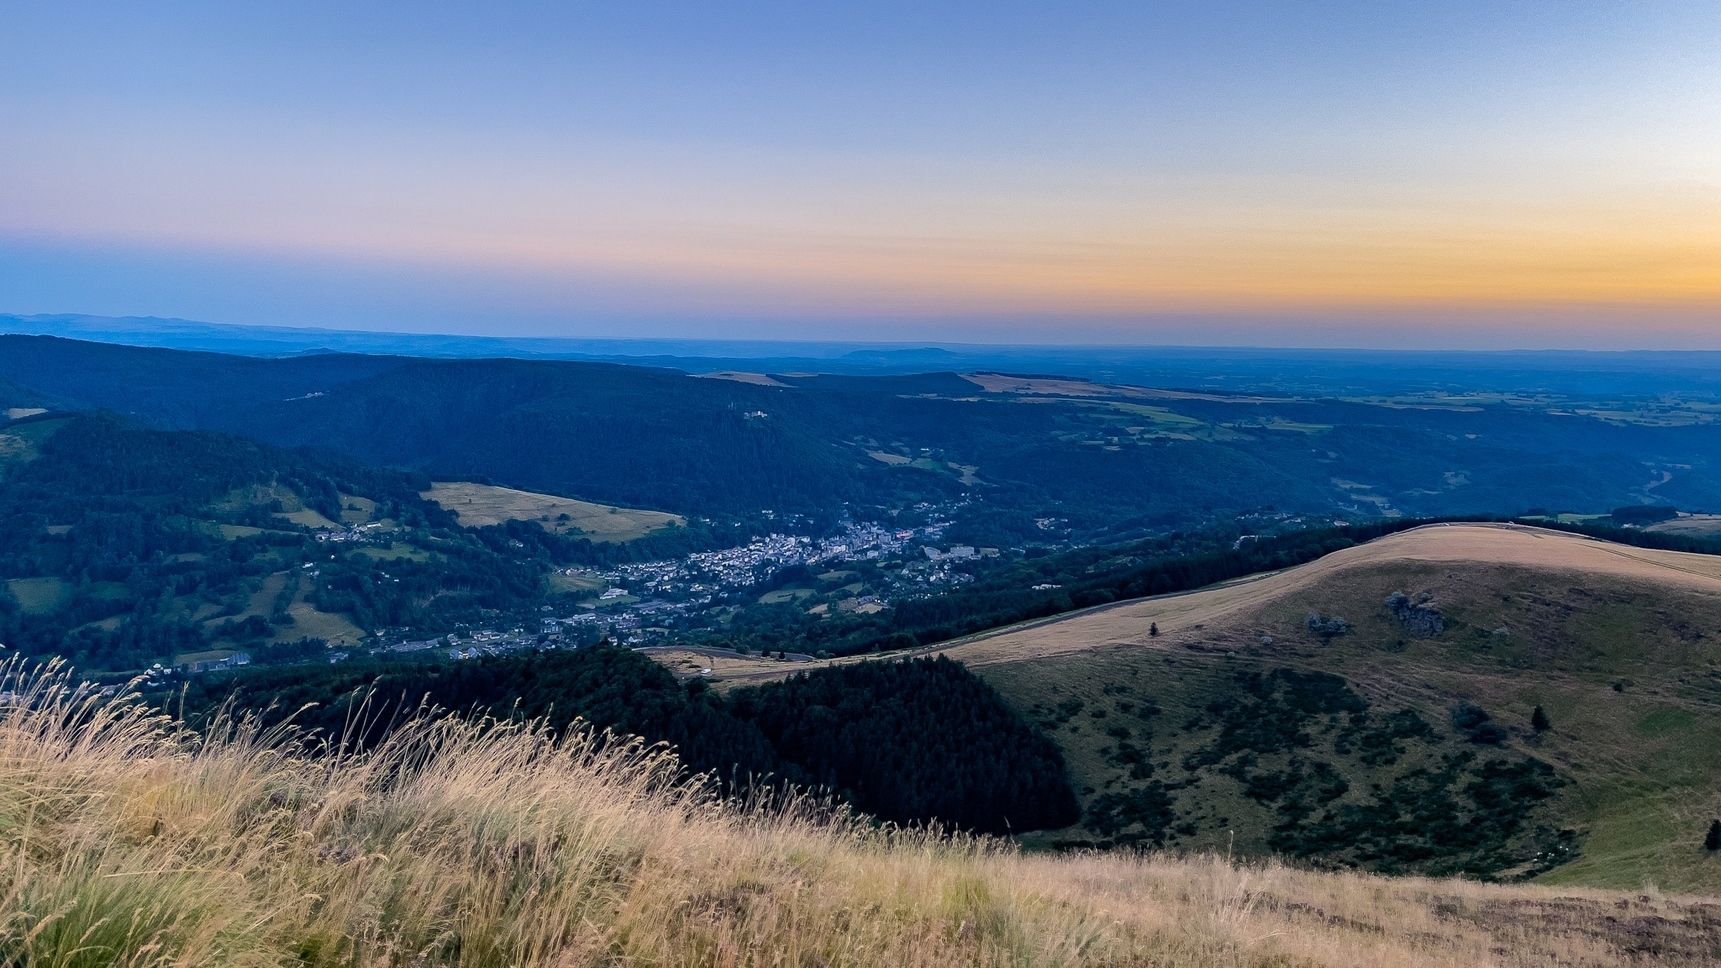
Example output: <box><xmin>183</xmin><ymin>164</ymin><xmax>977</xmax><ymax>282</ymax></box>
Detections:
<box><xmin>315</xmin><ymin>522</ymin><xmax>388</xmax><ymax>544</ymax></box>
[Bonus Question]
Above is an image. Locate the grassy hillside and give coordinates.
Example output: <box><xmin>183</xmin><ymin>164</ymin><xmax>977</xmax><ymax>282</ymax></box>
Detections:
<box><xmin>0</xmin><ymin>411</ymin><xmax>423</xmax><ymax>667</ymax></box>
<box><xmin>420</xmin><ymin>480</ymin><xmax>684</xmax><ymax>541</ymax></box>
<box><xmin>939</xmin><ymin>525</ymin><xmax>1721</xmax><ymax>891</ymax></box>
<box><xmin>7</xmin><ymin>661</ymin><xmax>1720</xmax><ymax>967</ymax></box>
<box><xmin>0</xmin><ymin>412</ymin><xmax>625</xmax><ymax>671</ymax></box>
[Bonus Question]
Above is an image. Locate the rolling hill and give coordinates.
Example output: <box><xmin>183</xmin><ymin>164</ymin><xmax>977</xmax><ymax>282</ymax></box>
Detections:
<box><xmin>940</xmin><ymin>524</ymin><xmax>1721</xmax><ymax>668</ymax></box>
<box><xmin>677</xmin><ymin>524</ymin><xmax>1721</xmax><ymax>887</ymax></box>
<box><xmin>5</xmin><ymin>335</ymin><xmax>1721</xmax><ymax>536</ymax></box>
<box><xmin>0</xmin><ymin>410</ymin><xmax>709</xmax><ymax>672</ymax></box>
<box><xmin>923</xmin><ymin>525</ymin><xmax>1721</xmax><ymax>890</ymax></box>
<box><xmin>418</xmin><ymin>481</ymin><xmax>685</xmax><ymax>541</ymax></box>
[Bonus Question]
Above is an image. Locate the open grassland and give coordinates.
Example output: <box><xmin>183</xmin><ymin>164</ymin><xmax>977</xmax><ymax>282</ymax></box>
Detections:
<box><xmin>169</xmin><ymin>648</ymin><xmax>242</xmax><ymax>667</ymax></box>
<box><xmin>421</xmin><ymin>481</ymin><xmax>684</xmax><ymax>542</ymax></box>
<box><xmin>192</xmin><ymin>569</ymin><xmax>365</xmax><ymax>647</ymax></box>
<box><xmin>641</xmin><ymin>646</ymin><xmax>817</xmax><ymax>680</ymax></box>
<box><xmin>671</xmin><ymin>525</ymin><xmax>1721</xmax><ymax>889</ymax></box>
<box><xmin>0</xmin><ymin>416</ymin><xmax>70</xmax><ymax>469</ymax></box>
<box><xmin>282</xmin><ymin>603</ymin><xmax>365</xmax><ymax>645</ymax></box>
<box><xmin>548</xmin><ymin>570</ymin><xmax>608</xmax><ymax>596</ymax></box>
<box><xmin>5</xmin><ymin>577</ymin><xmax>127</xmax><ymax>616</ymax></box>
<box><xmin>212</xmin><ymin>571</ymin><xmax>289</xmax><ymax>627</ymax></box>
<box><xmin>336</xmin><ymin>493</ymin><xmax>379</xmax><ymax>525</ymax></box>
<box><xmin>1649</xmin><ymin>514</ymin><xmax>1721</xmax><ymax>538</ymax></box>
<box><xmin>6</xmin><ymin>577</ymin><xmax>72</xmax><ymax>614</ymax></box>
<box><xmin>214</xmin><ymin>482</ymin><xmax>342</xmax><ymax>530</ymax></box>
<box><xmin>658</xmin><ymin>526</ymin><xmax>1611</xmax><ymax>687</ymax></box>
<box><xmin>274</xmin><ymin>571</ymin><xmax>366</xmax><ymax>646</ymax></box>
<box><xmin>5</xmin><ymin>663</ymin><xmax>1719</xmax><ymax>968</ymax></box>
<box><xmin>352</xmin><ymin>541</ymin><xmax>431</xmax><ymax>562</ymax></box>
<box><xmin>959</xmin><ymin>373</ymin><xmax>1273</xmax><ymax>404</ymax></box>
<box><xmin>938</xmin><ymin>525</ymin><xmax>1721</xmax><ymax>671</ymax></box>
<box><xmin>690</xmin><ymin>370</ymin><xmax>790</xmax><ymax>387</ymax></box>
<box><xmin>951</xmin><ymin>525</ymin><xmax>1721</xmax><ymax>892</ymax></box>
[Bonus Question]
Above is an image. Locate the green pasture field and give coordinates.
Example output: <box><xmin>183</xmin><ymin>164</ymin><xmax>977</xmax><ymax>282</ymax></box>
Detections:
<box><xmin>0</xmin><ymin>416</ymin><xmax>71</xmax><ymax>469</ymax></box>
<box><xmin>211</xmin><ymin>482</ymin><xmax>341</xmax><ymax>530</ymax></box>
<box><xmin>421</xmin><ymin>481</ymin><xmax>683</xmax><ymax>543</ymax></box>
<box><xmin>282</xmin><ymin>603</ymin><xmax>365</xmax><ymax>646</ymax></box>
<box><xmin>5</xmin><ymin>577</ymin><xmax>128</xmax><ymax>615</ymax></box>
<box><xmin>548</xmin><ymin>571</ymin><xmax>607</xmax><ymax>596</ymax></box>
<box><xmin>353</xmin><ymin>542</ymin><xmax>430</xmax><ymax>562</ymax></box>
<box><xmin>7</xmin><ymin>577</ymin><xmax>72</xmax><ymax>614</ymax></box>
<box><xmin>337</xmin><ymin>493</ymin><xmax>379</xmax><ymax>525</ymax></box>
<box><xmin>1649</xmin><ymin>514</ymin><xmax>1721</xmax><ymax>538</ymax></box>
<box><xmin>172</xmin><ymin>649</ymin><xmax>241</xmax><ymax>667</ymax></box>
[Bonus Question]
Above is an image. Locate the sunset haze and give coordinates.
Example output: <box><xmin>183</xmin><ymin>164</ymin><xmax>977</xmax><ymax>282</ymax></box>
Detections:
<box><xmin>3</xmin><ymin>2</ymin><xmax>1719</xmax><ymax>345</ymax></box>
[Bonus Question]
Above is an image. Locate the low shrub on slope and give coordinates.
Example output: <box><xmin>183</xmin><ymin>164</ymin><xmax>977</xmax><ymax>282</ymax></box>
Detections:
<box><xmin>4</xmin><ymin>662</ymin><xmax>1720</xmax><ymax>967</ymax></box>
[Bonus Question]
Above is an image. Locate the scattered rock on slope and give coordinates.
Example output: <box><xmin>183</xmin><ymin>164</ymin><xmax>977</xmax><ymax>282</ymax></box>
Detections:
<box><xmin>1385</xmin><ymin>590</ymin><xmax>1445</xmax><ymax>637</ymax></box>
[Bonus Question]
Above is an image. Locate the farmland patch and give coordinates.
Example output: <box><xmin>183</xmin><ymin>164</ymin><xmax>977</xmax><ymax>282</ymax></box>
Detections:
<box><xmin>421</xmin><ymin>481</ymin><xmax>683</xmax><ymax>542</ymax></box>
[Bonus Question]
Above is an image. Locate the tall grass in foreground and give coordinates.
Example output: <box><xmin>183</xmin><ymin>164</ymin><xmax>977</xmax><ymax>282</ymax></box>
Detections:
<box><xmin>0</xmin><ymin>662</ymin><xmax>1710</xmax><ymax>967</ymax></box>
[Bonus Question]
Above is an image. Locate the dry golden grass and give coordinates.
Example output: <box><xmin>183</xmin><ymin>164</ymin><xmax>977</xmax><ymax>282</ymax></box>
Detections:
<box><xmin>421</xmin><ymin>482</ymin><xmax>683</xmax><ymax>542</ymax></box>
<box><xmin>1649</xmin><ymin>514</ymin><xmax>1721</xmax><ymax>538</ymax></box>
<box><xmin>639</xmin><ymin>647</ymin><xmax>815</xmax><ymax>681</ymax></box>
<box><xmin>689</xmin><ymin>371</ymin><xmax>789</xmax><ymax>387</ymax></box>
<box><xmin>214</xmin><ymin>483</ymin><xmax>341</xmax><ymax>530</ymax></box>
<box><xmin>5</xmin><ymin>661</ymin><xmax>1720</xmax><ymax>966</ymax></box>
<box><xmin>698</xmin><ymin>524</ymin><xmax>1721</xmax><ymax>687</ymax></box>
<box><xmin>0</xmin><ymin>416</ymin><xmax>69</xmax><ymax>470</ymax></box>
<box><xmin>932</xmin><ymin>524</ymin><xmax>1721</xmax><ymax>670</ymax></box>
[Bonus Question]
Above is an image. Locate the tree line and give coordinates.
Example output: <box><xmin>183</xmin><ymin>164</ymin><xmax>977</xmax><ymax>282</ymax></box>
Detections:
<box><xmin>170</xmin><ymin>645</ymin><xmax>1079</xmax><ymax>836</ymax></box>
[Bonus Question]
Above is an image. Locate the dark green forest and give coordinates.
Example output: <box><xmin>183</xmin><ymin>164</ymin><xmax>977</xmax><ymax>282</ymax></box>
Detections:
<box><xmin>0</xmin><ymin>412</ymin><xmax>740</xmax><ymax>671</ymax></box>
<box><xmin>728</xmin><ymin>656</ymin><xmax>1079</xmax><ymax>832</ymax></box>
<box><xmin>7</xmin><ymin>407</ymin><xmax>1711</xmax><ymax>676</ymax></box>
<box><xmin>170</xmin><ymin>646</ymin><xmax>1079</xmax><ymax>836</ymax></box>
<box><xmin>7</xmin><ymin>335</ymin><xmax>1721</xmax><ymax>537</ymax></box>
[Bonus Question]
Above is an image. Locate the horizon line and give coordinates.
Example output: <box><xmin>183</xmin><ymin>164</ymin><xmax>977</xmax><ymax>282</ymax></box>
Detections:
<box><xmin>8</xmin><ymin>311</ymin><xmax>1721</xmax><ymax>358</ymax></box>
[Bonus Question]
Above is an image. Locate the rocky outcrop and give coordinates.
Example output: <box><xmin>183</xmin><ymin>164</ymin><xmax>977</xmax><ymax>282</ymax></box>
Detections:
<box><xmin>1385</xmin><ymin>590</ymin><xmax>1444</xmax><ymax>637</ymax></box>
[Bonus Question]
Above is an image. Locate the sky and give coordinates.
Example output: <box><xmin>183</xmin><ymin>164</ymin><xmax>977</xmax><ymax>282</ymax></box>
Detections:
<box><xmin>2</xmin><ymin>1</ymin><xmax>1720</xmax><ymax>348</ymax></box>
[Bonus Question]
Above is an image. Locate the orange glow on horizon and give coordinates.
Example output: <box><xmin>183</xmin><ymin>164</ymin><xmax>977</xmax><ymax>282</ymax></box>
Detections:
<box><xmin>21</xmin><ymin>188</ymin><xmax>1721</xmax><ymax>322</ymax></box>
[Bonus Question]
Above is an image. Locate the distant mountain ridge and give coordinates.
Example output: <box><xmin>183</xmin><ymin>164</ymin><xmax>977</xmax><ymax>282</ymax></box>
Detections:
<box><xmin>9</xmin><ymin>312</ymin><xmax>1721</xmax><ymax>397</ymax></box>
<box><xmin>4</xmin><ymin>333</ymin><xmax>1721</xmax><ymax>527</ymax></box>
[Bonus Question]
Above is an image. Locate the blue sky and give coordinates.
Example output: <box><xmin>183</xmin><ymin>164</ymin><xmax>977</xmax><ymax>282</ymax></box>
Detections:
<box><xmin>3</xmin><ymin>2</ymin><xmax>1719</xmax><ymax>346</ymax></box>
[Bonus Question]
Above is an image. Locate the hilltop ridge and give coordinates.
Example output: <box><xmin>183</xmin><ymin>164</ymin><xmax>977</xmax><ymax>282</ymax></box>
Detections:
<box><xmin>941</xmin><ymin>524</ymin><xmax>1721</xmax><ymax>668</ymax></box>
<box><xmin>942</xmin><ymin>524</ymin><xmax>1721</xmax><ymax>890</ymax></box>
